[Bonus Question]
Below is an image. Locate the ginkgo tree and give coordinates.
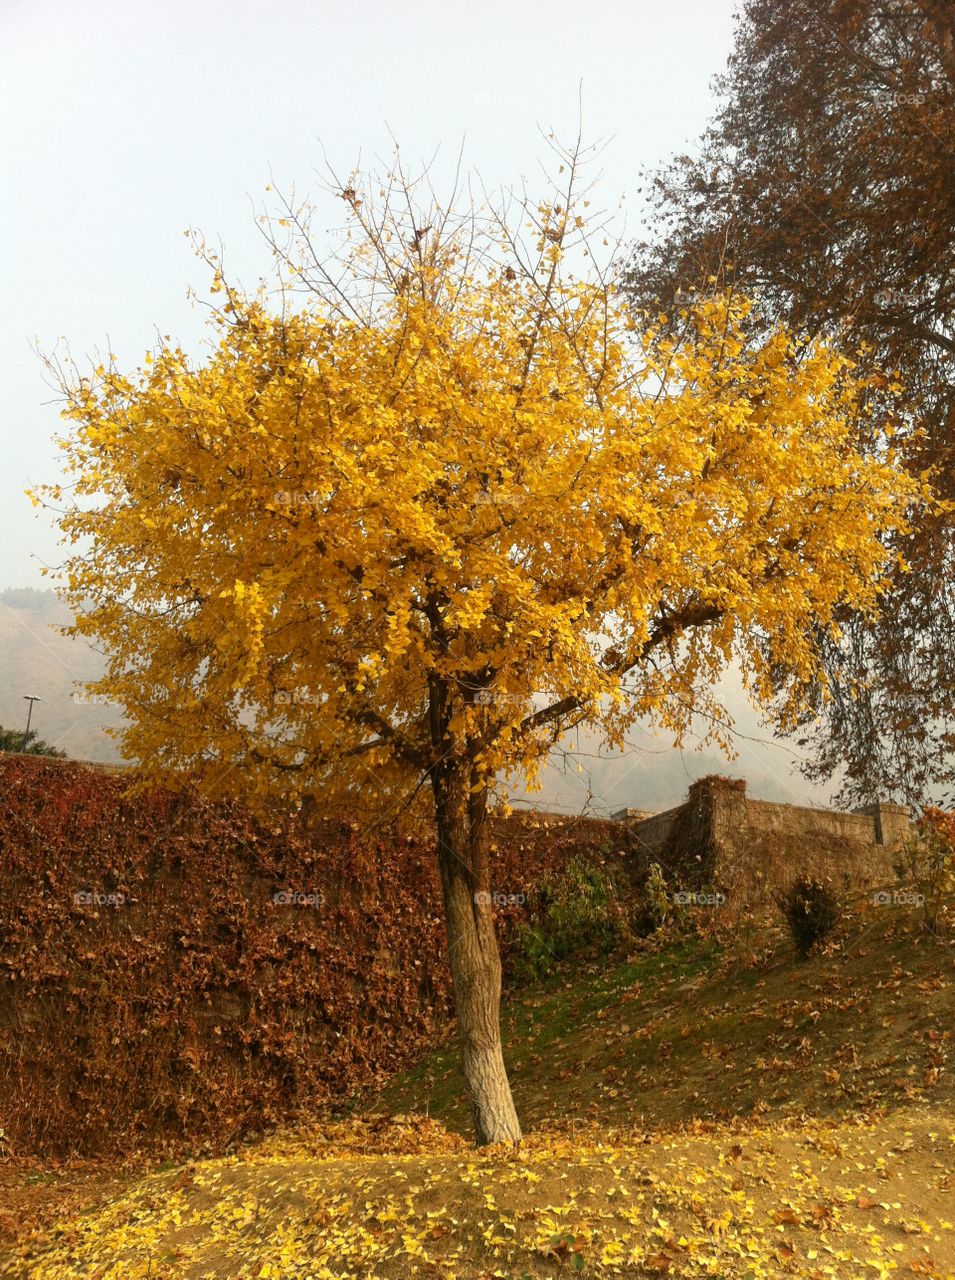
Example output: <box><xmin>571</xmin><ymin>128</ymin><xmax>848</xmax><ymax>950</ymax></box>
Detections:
<box><xmin>39</xmin><ymin>136</ymin><xmax>925</xmax><ymax>1145</ymax></box>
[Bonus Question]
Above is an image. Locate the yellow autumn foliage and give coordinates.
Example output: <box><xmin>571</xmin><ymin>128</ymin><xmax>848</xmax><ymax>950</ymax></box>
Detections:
<box><xmin>38</xmin><ymin>148</ymin><xmax>923</xmax><ymax>813</ymax></box>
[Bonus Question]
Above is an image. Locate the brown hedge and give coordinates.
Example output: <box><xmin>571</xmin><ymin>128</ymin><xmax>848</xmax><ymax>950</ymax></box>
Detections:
<box><xmin>0</xmin><ymin>754</ymin><xmax>618</xmax><ymax>1158</ymax></box>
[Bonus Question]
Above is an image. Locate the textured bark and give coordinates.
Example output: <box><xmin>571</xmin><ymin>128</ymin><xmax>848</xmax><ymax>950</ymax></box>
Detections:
<box><xmin>432</xmin><ymin>761</ymin><xmax>522</xmax><ymax>1145</ymax></box>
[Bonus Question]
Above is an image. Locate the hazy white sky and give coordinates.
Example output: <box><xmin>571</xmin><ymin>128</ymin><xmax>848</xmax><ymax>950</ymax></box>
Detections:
<box><xmin>1</xmin><ymin>0</ymin><xmax>738</xmax><ymax>588</ymax></box>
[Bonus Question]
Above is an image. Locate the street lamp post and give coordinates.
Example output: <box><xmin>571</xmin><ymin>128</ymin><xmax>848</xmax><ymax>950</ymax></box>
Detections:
<box><xmin>22</xmin><ymin>695</ymin><xmax>41</xmax><ymax>752</ymax></box>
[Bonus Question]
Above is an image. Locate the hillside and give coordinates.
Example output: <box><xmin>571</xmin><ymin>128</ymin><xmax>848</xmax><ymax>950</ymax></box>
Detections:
<box><xmin>0</xmin><ymin>589</ymin><xmax>124</xmax><ymax>763</ymax></box>
<box><xmin>5</xmin><ymin>906</ymin><xmax>954</xmax><ymax>1279</ymax></box>
<box><xmin>377</xmin><ymin>913</ymin><xmax>954</xmax><ymax>1135</ymax></box>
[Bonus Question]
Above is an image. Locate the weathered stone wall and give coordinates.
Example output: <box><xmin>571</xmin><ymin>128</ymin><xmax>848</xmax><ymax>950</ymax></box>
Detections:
<box><xmin>625</xmin><ymin>804</ymin><xmax>684</xmax><ymax>858</ymax></box>
<box><xmin>855</xmin><ymin>801</ymin><xmax>913</xmax><ymax>850</ymax></box>
<box><xmin>622</xmin><ymin>777</ymin><xmax>909</xmax><ymax>908</ymax></box>
<box><xmin>745</xmin><ymin>798</ymin><xmax>880</xmax><ymax>844</ymax></box>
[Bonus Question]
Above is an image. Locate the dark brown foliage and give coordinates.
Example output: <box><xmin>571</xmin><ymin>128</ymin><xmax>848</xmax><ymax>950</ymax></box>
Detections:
<box><xmin>625</xmin><ymin>0</ymin><xmax>955</xmax><ymax>806</ymax></box>
<box><xmin>0</xmin><ymin>755</ymin><xmax>616</xmax><ymax>1158</ymax></box>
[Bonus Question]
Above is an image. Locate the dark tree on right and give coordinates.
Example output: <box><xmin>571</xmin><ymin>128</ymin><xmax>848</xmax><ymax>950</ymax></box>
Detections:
<box><xmin>625</xmin><ymin>0</ymin><xmax>955</xmax><ymax>806</ymax></box>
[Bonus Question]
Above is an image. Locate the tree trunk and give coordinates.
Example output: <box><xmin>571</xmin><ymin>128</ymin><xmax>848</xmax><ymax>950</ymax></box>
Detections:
<box><xmin>432</xmin><ymin>761</ymin><xmax>522</xmax><ymax>1146</ymax></box>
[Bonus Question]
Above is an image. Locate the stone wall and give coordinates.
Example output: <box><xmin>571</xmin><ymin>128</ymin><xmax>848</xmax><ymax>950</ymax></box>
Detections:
<box><xmin>621</xmin><ymin>776</ymin><xmax>910</xmax><ymax>908</ymax></box>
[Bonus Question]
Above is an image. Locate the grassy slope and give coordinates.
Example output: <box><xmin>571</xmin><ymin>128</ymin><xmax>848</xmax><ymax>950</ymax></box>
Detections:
<box><xmin>377</xmin><ymin>914</ymin><xmax>955</xmax><ymax>1134</ymax></box>
<box><xmin>5</xmin><ymin>907</ymin><xmax>955</xmax><ymax>1280</ymax></box>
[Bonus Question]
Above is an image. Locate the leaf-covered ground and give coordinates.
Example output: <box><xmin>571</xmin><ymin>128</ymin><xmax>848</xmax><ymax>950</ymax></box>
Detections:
<box><xmin>4</xmin><ymin>909</ymin><xmax>954</xmax><ymax>1279</ymax></box>
<box><xmin>6</xmin><ymin>1110</ymin><xmax>955</xmax><ymax>1278</ymax></box>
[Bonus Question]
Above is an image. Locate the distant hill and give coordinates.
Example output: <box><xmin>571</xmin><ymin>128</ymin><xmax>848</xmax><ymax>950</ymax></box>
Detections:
<box><xmin>0</xmin><ymin>588</ymin><xmax>831</xmax><ymax>807</ymax></box>
<box><xmin>505</xmin><ymin>694</ymin><xmax>832</xmax><ymax>817</ymax></box>
<box><xmin>0</xmin><ymin>587</ymin><xmax>126</xmax><ymax>763</ymax></box>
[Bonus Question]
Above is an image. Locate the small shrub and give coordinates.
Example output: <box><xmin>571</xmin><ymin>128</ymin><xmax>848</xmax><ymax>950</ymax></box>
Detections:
<box><xmin>775</xmin><ymin>875</ymin><xmax>840</xmax><ymax>958</ymax></box>
<box><xmin>511</xmin><ymin>855</ymin><xmax>629</xmax><ymax>981</ymax></box>
<box><xmin>633</xmin><ymin>861</ymin><xmax>672</xmax><ymax>936</ymax></box>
